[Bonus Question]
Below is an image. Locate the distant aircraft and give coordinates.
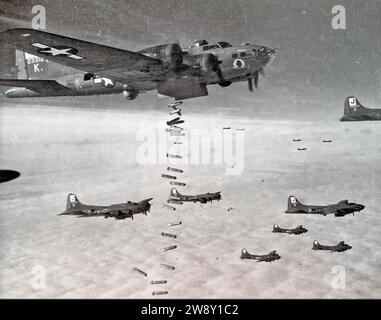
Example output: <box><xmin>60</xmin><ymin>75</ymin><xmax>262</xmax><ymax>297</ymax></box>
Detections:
<box><xmin>272</xmin><ymin>224</ymin><xmax>308</xmax><ymax>235</ymax></box>
<box><xmin>240</xmin><ymin>249</ymin><xmax>281</xmax><ymax>262</ymax></box>
<box><xmin>0</xmin><ymin>170</ymin><xmax>20</xmax><ymax>183</ymax></box>
<box><xmin>169</xmin><ymin>188</ymin><xmax>221</xmax><ymax>204</ymax></box>
<box><xmin>312</xmin><ymin>240</ymin><xmax>352</xmax><ymax>252</ymax></box>
<box><xmin>59</xmin><ymin>193</ymin><xmax>153</xmax><ymax>220</ymax></box>
<box><xmin>0</xmin><ymin>28</ymin><xmax>277</xmax><ymax>100</ymax></box>
<box><xmin>285</xmin><ymin>196</ymin><xmax>365</xmax><ymax>217</ymax></box>
<box><xmin>341</xmin><ymin>97</ymin><xmax>381</xmax><ymax>121</ymax></box>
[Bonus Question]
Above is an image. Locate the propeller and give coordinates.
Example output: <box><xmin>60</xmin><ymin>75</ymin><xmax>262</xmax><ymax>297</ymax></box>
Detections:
<box><xmin>254</xmin><ymin>71</ymin><xmax>259</xmax><ymax>89</ymax></box>
<box><xmin>214</xmin><ymin>59</ymin><xmax>232</xmax><ymax>87</ymax></box>
<box><xmin>248</xmin><ymin>77</ymin><xmax>254</xmax><ymax>92</ymax></box>
<box><xmin>248</xmin><ymin>69</ymin><xmax>265</xmax><ymax>92</ymax></box>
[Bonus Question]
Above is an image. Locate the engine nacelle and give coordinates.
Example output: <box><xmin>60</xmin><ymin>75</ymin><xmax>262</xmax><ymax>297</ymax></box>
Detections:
<box><xmin>4</xmin><ymin>88</ymin><xmax>41</xmax><ymax>98</ymax></box>
<box><xmin>197</xmin><ymin>53</ymin><xmax>219</xmax><ymax>73</ymax></box>
<box><xmin>139</xmin><ymin>43</ymin><xmax>183</xmax><ymax>68</ymax></box>
<box><xmin>158</xmin><ymin>77</ymin><xmax>208</xmax><ymax>100</ymax></box>
<box><xmin>160</xmin><ymin>43</ymin><xmax>183</xmax><ymax>67</ymax></box>
<box><xmin>183</xmin><ymin>53</ymin><xmax>219</xmax><ymax>73</ymax></box>
<box><xmin>123</xmin><ymin>90</ymin><xmax>139</xmax><ymax>100</ymax></box>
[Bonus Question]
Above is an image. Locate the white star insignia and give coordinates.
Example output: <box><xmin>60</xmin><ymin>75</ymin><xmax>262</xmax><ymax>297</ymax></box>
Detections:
<box><xmin>93</xmin><ymin>77</ymin><xmax>115</xmax><ymax>88</ymax></box>
<box><xmin>39</xmin><ymin>47</ymin><xmax>73</xmax><ymax>56</ymax></box>
<box><xmin>31</xmin><ymin>43</ymin><xmax>84</xmax><ymax>60</ymax></box>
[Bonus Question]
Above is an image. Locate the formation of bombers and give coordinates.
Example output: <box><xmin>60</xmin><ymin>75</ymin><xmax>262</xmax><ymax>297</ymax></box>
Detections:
<box><xmin>242</xmin><ymin>195</ymin><xmax>363</xmax><ymax>262</ymax></box>
<box><xmin>0</xmin><ymin>24</ymin><xmax>374</xmax><ymax>288</ymax></box>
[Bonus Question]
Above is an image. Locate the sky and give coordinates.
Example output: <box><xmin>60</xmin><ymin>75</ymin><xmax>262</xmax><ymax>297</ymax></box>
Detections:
<box><xmin>0</xmin><ymin>0</ymin><xmax>380</xmax><ymax>118</ymax></box>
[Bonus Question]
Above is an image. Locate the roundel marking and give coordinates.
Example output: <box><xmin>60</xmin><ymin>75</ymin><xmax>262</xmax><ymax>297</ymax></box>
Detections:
<box><xmin>233</xmin><ymin>58</ymin><xmax>245</xmax><ymax>69</ymax></box>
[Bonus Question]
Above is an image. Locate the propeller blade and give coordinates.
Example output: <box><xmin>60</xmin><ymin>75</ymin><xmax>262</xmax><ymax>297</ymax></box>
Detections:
<box><xmin>248</xmin><ymin>77</ymin><xmax>253</xmax><ymax>92</ymax></box>
<box><xmin>253</xmin><ymin>71</ymin><xmax>259</xmax><ymax>89</ymax></box>
<box><xmin>216</xmin><ymin>66</ymin><xmax>224</xmax><ymax>81</ymax></box>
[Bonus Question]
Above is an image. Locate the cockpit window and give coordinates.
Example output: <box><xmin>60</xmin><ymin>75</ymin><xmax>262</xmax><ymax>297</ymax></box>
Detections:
<box><xmin>191</xmin><ymin>40</ymin><xmax>208</xmax><ymax>48</ymax></box>
<box><xmin>217</xmin><ymin>41</ymin><xmax>232</xmax><ymax>48</ymax></box>
<box><xmin>259</xmin><ymin>47</ymin><xmax>266</xmax><ymax>54</ymax></box>
<box><xmin>209</xmin><ymin>44</ymin><xmax>220</xmax><ymax>50</ymax></box>
<box><xmin>84</xmin><ymin>73</ymin><xmax>95</xmax><ymax>81</ymax></box>
<box><xmin>203</xmin><ymin>44</ymin><xmax>221</xmax><ymax>51</ymax></box>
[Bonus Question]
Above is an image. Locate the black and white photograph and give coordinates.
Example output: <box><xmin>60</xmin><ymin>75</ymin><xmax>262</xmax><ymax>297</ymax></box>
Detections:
<box><xmin>0</xmin><ymin>0</ymin><xmax>380</xmax><ymax>302</ymax></box>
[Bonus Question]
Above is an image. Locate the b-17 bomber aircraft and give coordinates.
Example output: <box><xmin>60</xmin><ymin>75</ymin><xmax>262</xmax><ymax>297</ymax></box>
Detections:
<box><xmin>240</xmin><ymin>249</ymin><xmax>281</xmax><ymax>263</ymax></box>
<box><xmin>0</xmin><ymin>29</ymin><xmax>277</xmax><ymax>100</ymax></box>
<box><xmin>285</xmin><ymin>196</ymin><xmax>365</xmax><ymax>217</ymax></box>
<box><xmin>169</xmin><ymin>188</ymin><xmax>221</xmax><ymax>204</ymax></box>
<box><xmin>59</xmin><ymin>193</ymin><xmax>153</xmax><ymax>220</ymax></box>
<box><xmin>341</xmin><ymin>96</ymin><xmax>381</xmax><ymax>121</ymax></box>
<box><xmin>312</xmin><ymin>240</ymin><xmax>352</xmax><ymax>252</ymax></box>
<box><xmin>272</xmin><ymin>224</ymin><xmax>308</xmax><ymax>235</ymax></box>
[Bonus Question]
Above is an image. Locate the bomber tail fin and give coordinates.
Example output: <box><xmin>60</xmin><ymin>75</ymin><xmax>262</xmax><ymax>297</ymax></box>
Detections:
<box><xmin>170</xmin><ymin>188</ymin><xmax>181</xmax><ymax>198</ymax></box>
<box><xmin>66</xmin><ymin>193</ymin><xmax>81</xmax><ymax>210</ymax></box>
<box><xmin>59</xmin><ymin>193</ymin><xmax>82</xmax><ymax>215</ymax></box>
<box><xmin>343</xmin><ymin>96</ymin><xmax>365</xmax><ymax>116</ymax></box>
<box><xmin>312</xmin><ymin>240</ymin><xmax>320</xmax><ymax>250</ymax></box>
<box><xmin>287</xmin><ymin>195</ymin><xmax>302</xmax><ymax>210</ymax></box>
<box><xmin>17</xmin><ymin>50</ymin><xmax>71</xmax><ymax>79</ymax></box>
<box><xmin>240</xmin><ymin>248</ymin><xmax>250</xmax><ymax>259</ymax></box>
<box><xmin>15</xmin><ymin>51</ymin><xmax>49</xmax><ymax>79</ymax></box>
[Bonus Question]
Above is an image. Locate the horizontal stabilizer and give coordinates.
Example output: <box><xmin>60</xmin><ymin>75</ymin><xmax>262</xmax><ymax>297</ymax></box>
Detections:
<box><xmin>0</xmin><ymin>79</ymin><xmax>74</xmax><ymax>95</ymax></box>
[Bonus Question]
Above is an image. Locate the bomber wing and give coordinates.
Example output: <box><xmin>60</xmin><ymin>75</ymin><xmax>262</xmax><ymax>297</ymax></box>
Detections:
<box><xmin>0</xmin><ymin>28</ymin><xmax>164</xmax><ymax>83</ymax></box>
